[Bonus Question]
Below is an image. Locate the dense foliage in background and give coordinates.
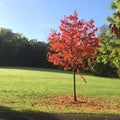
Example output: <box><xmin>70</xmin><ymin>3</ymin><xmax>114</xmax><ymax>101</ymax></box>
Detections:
<box><xmin>89</xmin><ymin>0</ymin><xmax>120</xmax><ymax>77</ymax></box>
<box><xmin>0</xmin><ymin>28</ymin><xmax>51</xmax><ymax>68</ymax></box>
<box><xmin>89</xmin><ymin>25</ymin><xmax>120</xmax><ymax>77</ymax></box>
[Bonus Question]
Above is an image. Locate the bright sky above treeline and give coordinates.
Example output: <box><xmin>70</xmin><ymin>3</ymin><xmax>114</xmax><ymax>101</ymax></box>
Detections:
<box><xmin>0</xmin><ymin>0</ymin><xmax>113</xmax><ymax>42</ymax></box>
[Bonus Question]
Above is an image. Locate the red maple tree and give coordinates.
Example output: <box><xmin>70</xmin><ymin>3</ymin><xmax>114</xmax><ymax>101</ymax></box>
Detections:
<box><xmin>48</xmin><ymin>11</ymin><xmax>100</xmax><ymax>101</ymax></box>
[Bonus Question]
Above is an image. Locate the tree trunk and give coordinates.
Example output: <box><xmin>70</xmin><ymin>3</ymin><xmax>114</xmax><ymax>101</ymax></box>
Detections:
<box><xmin>73</xmin><ymin>69</ymin><xmax>77</xmax><ymax>102</ymax></box>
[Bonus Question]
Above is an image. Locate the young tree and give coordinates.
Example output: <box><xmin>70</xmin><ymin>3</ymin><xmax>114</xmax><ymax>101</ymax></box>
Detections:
<box><xmin>47</xmin><ymin>11</ymin><xmax>100</xmax><ymax>101</ymax></box>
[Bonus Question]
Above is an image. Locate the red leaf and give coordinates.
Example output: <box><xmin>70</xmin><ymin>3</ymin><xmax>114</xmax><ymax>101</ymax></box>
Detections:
<box><xmin>47</xmin><ymin>10</ymin><xmax>100</xmax><ymax>81</ymax></box>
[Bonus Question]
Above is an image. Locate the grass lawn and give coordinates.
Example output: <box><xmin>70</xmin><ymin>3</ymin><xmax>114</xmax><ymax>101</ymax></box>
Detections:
<box><xmin>0</xmin><ymin>67</ymin><xmax>119</xmax><ymax>114</ymax></box>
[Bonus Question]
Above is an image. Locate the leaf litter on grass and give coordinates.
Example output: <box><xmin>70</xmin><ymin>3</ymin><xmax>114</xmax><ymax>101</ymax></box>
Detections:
<box><xmin>42</xmin><ymin>95</ymin><xmax>120</xmax><ymax>114</ymax></box>
<box><xmin>0</xmin><ymin>95</ymin><xmax>119</xmax><ymax>114</ymax></box>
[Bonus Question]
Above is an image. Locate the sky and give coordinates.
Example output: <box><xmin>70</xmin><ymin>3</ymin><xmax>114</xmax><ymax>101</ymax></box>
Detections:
<box><xmin>0</xmin><ymin>0</ymin><xmax>113</xmax><ymax>42</ymax></box>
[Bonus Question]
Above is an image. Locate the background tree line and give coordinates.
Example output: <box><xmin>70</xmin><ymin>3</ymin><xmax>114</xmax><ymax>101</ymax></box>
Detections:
<box><xmin>0</xmin><ymin>27</ymin><xmax>52</xmax><ymax>68</ymax></box>
<box><xmin>0</xmin><ymin>25</ymin><xmax>119</xmax><ymax>77</ymax></box>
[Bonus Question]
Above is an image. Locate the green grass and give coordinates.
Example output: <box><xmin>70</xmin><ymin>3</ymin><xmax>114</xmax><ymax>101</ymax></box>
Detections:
<box><xmin>0</xmin><ymin>67</ymin><xmax>120</xmax><ymax>114</ymax></box>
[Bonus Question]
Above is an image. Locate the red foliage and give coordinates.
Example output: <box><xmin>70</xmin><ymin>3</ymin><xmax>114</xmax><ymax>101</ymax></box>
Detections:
<box><xmin>109</xmin><ymin>24</ymin><xmax>120</xmax><ymax>38</ymax></box>
<box><xmin>48</xmin><ymin>11</ymin><xmax>100</xmax><ymax>77</ymax></box>
<box><xmin>109</xmin><ymin>12</ymin><xmax>120</xmax><ymax>38</ymax></box>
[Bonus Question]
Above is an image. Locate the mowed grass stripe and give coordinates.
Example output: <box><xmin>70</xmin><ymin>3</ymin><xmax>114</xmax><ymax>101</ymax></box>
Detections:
<box><xmin>0</xmin><ymin>67</ymin><xmax>120</xmax><ymax>113</ymax></box>
<box><xmin>0</xmin><ymin>67</ymin><xmax>119</xmax><ymax>98</ymax></box>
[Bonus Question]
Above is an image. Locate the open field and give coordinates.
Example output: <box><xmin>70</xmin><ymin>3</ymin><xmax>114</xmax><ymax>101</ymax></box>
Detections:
<box><xmin>0</xmin><ymin>67</ymin><xmax>120</xmax><ymax>115</ymax></box>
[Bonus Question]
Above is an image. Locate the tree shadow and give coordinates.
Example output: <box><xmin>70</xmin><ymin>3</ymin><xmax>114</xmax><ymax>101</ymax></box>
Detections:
<box><xmin>0</xmin><ymin>106</ymin><xmax>120</xmax><ymax>120</ymax></box>
<box><xmin>0</xmin><ymin>106</ymin><xmax>60</xmax><ymax>120</ymax></box>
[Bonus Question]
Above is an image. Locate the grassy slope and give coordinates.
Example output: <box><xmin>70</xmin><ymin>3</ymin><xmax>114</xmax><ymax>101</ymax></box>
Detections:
<box><xmin>0</xmin><ymin>67</ymin><xmax>120</xmax><ymax>113</ymax></box>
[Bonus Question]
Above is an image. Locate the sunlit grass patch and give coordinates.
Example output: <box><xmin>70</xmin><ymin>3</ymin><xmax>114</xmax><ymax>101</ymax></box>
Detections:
<box><xmin>0</xmin><ymin>67</ymin><xmax>120</xmax><ymax>114</ymax></box>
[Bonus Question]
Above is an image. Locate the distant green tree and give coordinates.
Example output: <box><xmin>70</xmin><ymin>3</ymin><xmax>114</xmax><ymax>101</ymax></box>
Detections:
<box><xmin>99</xmin><ymin>24</ymin><xmax>109</xmax><ymax>35</ymax></box>
<box><xmin>0</xmin><ymin>27</ymin><xmax>51</xmax><ymax>68</ymax></box>
<box><xmin>89</xmin><ymin>25</ymin><xmax>119</xmax><ymax>77</ymax></box>
<box><xmin>97</xmin><ymin>30</ymin><xmax>119</xmax><ymax>77</ymax></box>
<box><xmin>0</xmin><ymin>28</ymin><xmax>29</xmax><ymax>66</ymax></box>
<box><xmin>89</xmin><ymin>0</ymin><xmax>120</xmax><ymax>77</ymax></box>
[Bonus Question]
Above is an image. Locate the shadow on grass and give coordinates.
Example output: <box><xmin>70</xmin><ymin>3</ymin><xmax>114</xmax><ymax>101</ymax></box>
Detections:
<box><xmin>0</xmin><ymin>106</ymin><xmax>120</xmax><ymax>120</ymax></box>
<box><xmin>0</xmin><ymin>106</ymin><xmax>60</xmax><ymax>120</ymax></box>
<box><xmin>0</xmin><ymin>66</ymin><xmax>73</xmax><ymax>74</ymax></box>
<box><xmin>0</xmin><ymin>66</ymin><xmax>93</xmax><ymax>76</ymax></box>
